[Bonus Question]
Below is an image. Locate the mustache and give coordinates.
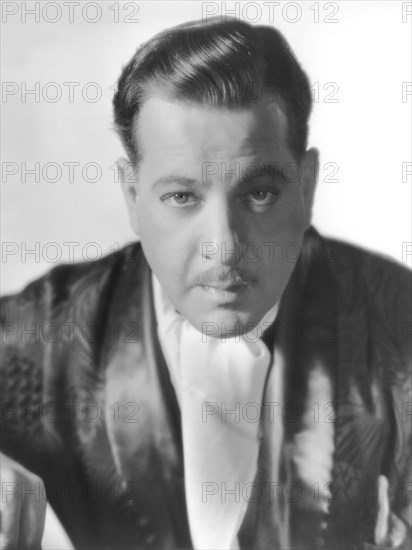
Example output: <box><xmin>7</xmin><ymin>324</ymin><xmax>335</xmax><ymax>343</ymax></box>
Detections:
<box><xmin>193</xmin><ymin>269</ymin><xmax>255</xmax><ymax>287</ymax></box>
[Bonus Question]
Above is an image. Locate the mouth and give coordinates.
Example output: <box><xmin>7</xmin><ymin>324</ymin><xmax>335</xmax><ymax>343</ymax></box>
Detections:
<box><xmin>193</xmin><ymin>269</ymin><xmax>255</xmax><ymax>304</ymax></box>
<box><xmin>197</xmin><ymin>282</ymin><xmax>250</xmax><ymax>303</ymax></box>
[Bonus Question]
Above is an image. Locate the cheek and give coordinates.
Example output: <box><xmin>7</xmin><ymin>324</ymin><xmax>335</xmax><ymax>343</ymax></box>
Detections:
<box><xmin>137</xmin><ymin>206</ymin><xmax>193</xmax><ymax>289</ymax></box>
<box><xmin>252</xmin><ymin>208</ymin><xmax>305</xmax><ymax>255</ymax></box>
<box><xmin>273</xmin><ymin>202</ymin><xmax>308</xmax><ymax>243</ymax></box>
<box><xmin>287</xmin><ymin>190</ymin><xmax>308</xmax><ymax>228</ymax></box>
<box><xmin>260</xmin><ymin>249</ymin><xmax>296</xmax><ymax>290</ymax></box>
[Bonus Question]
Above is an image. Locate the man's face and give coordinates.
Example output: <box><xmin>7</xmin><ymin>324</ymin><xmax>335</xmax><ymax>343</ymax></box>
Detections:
<box><xmin>121</xmin><ymin>96</ymin><xmax>317</xmax><ymax>337</ymax></box>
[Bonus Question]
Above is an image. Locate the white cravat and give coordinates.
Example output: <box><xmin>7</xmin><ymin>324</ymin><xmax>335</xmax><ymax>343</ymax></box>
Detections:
<box><xmin>152</xmin><ymin>273</ymin><xmax>279</xmax><ymax>549</ymax></box>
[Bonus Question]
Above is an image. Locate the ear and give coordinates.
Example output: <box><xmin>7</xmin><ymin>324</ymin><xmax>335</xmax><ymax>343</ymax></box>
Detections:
<box><xmin>300</xmin><ymin>147</ymin><xmax>319</xmax><ymax>228</ymax></box>
<box><xmin>118</xmin><ymin>157</ymin><xmax>140</xmax><ymax>237</ymax></box>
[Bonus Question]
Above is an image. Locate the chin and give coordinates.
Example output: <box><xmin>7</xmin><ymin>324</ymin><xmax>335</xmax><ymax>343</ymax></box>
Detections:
<box><xmin>188</xmin><ymin>309</ymin><xmax>260</xmax><ymax>340</ymax></box>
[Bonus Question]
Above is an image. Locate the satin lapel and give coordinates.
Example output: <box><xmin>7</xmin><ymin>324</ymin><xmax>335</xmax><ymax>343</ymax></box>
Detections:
<box><xmin>245</xmin><ymin>229</ymin><xmax>321</xmax><ymax>549</ymax></box>
<box><xmin>322</xmin><ymin>238</ymin><xmax>389</xmax><ymax>549</ymax></box>
<box><xmin>284</xmin><ymin>229</ymin><xmax>340</xmax><ymax>550</ymax></box>
<box><xmin>287</xmin><ymin>231</ymin><xmax>388</xmax><ymax>549</ymax></box>
<box><xmin>243</xmin><ymin>227</ymin><xmax>386</xmax><ymax>550</ymax></box>
<box><xmin>240</xmin><ymin>230</ymin><xmax>392</xmax><ymax>549</ymax></box>
<box><xmin>102</xmin><ymin>244</ymin><xmax>191</xmax><ymax>547</ymax></box>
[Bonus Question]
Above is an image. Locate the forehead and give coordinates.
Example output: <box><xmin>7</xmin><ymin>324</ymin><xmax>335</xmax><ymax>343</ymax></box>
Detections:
<box><xmin>135</xmin><ymin>96</ymin><xmax>291</xmax><ymax>164</ymax></box>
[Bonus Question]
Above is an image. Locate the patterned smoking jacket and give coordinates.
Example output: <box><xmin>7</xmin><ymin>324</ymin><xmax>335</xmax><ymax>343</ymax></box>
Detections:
<box><xmin>1</xmin><ymin>227</ymin><xmax>411</xmax><ymax>550</ymax></box>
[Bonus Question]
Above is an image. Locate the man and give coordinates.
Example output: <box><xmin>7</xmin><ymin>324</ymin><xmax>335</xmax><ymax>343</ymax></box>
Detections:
<box><xmin>1</xmin><ymin>17</ymin><xmax>411</xmax><ymax>550</ymax></box>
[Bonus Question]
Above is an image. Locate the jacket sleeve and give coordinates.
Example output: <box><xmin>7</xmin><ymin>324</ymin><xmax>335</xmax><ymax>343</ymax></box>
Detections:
<box><xmin>361</xmin><ymin>252</ymin><xmax>412</xmax><ymax>547</ymax></box>
<box><xmin>0</xmin><ymin>270</ymin><xmax>62</xmax><ymax>475</ymax></box>
<box><xmin>0</xmin><ymin>250</ymin><xmax>124</xmax><ymax>481</ymax></box>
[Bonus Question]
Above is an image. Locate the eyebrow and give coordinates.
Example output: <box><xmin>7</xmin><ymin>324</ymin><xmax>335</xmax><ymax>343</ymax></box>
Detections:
<box><xmin>152</xmin><ymin>176</ymin><xmax>198</xmax><ymax>190</ymax></box>
<box><xmin>152</xmin><ymin>164</ymin><xmax>287</xmax><ymax>191</ymax></box>
<box><xmin>241</xmin><ymin>164</ymin><xmax>285</xmax><ymax>184</ymax></box>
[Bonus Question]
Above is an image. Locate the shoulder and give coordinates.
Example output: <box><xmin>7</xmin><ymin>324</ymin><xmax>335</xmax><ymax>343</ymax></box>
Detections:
<box><xmin>0</xmin><ymin>241</ymin><xmax>144</xmax><ymax>324</ymax></box>
<box><xmin>311</xmin><ymin>228</ymin><xmax>411</xmax><ymax>356</ymax></box>
<box><xmin>318</xmin><ymin>231</ymin><xmax>410</xmax><ymax>303</ymax></box>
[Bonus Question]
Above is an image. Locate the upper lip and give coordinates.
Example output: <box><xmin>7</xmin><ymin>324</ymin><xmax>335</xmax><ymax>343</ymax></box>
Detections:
<box><xmin>200</xmin><ymin>281</ymin><xmax>248</xmax><ymax>291</ymax></box>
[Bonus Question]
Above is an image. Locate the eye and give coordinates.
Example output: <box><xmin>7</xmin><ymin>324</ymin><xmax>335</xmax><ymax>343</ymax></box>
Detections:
<box><xmin>161</xmin><ymin>192</ymin><xmax>200</xmax><ymax>207</ymax></box>
<box><xmin>244</xmin><ymin>188</ymin><xmax>279</xmax><ymax>208</ymax></box>
<box><xmin>251</xmin><ymin>189</ymin><xmax>271</xmax><ymax>202</ymax></box>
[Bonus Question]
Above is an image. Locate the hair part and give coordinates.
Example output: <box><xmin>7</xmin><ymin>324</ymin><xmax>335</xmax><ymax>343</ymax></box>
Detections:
<box><xmin>113</xmin><ymin>18</ymin><xmax>312</xmax><ymax>164</ymax></box>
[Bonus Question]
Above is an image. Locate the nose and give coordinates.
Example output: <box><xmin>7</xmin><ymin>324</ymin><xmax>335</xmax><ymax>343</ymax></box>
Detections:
<box><xmin>201</xmin><ymin>197</ymin><xmax>241</xmax><ymax>266</ymax></box>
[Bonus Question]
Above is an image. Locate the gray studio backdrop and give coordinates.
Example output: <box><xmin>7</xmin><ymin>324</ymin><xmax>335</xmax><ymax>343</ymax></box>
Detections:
<box><xmin>1</xmin><ymin>0</ymin><xmax>411</xmax><ymax>295</ymax></box>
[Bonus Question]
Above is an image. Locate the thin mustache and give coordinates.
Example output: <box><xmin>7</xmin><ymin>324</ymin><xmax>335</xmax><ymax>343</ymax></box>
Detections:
<box><xmin>193</xmin><ymin>270</ymin><xmax>255</xmax><ymax>287</ymax></box>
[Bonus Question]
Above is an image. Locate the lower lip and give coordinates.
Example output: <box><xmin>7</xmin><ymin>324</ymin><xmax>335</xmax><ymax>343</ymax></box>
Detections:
<box><xmin>198</xmin><ymin>284</ymin><xmax>248</xmax><ymax>303</ymax></box>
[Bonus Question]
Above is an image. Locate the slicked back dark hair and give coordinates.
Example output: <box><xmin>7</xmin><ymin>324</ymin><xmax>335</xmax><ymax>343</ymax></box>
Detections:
<box><xmin>113</xmin><ymin>18</ymin><xmax>312</xmax><ymax>163</ymax></box>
